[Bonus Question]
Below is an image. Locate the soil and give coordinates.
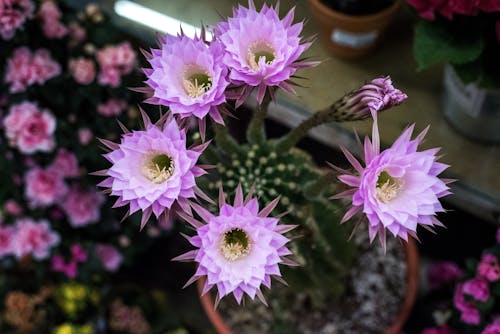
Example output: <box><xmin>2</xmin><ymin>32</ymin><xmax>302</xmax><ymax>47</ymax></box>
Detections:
<box><xmin>218</xmin><ymin>231</ymin><xmax>406</xmax><ymax>334</ymax></box>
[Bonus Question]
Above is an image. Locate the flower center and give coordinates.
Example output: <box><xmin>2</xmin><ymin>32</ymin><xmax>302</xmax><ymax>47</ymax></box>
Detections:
<box><xmin>141</xmin><ymin>152</ymin><xmax>175</xmax><ymax>184</ymax></box>
<box><xmin>182</xmin><ymin>65</ymin><xmax>212</xmax><ymax>98</ymax></box>
<box><xmin>220</xmin><ymin>228</ymin><xmax>252</xmax><ymax>261</ymax></box>
<box><xmin>247</xmin><ymin>41</ymin><xmax>276</xmax><ymax>71</ymax></box>
<box><xmin>376</xmin><ymin>171</ymin><xmax>404</xmax><ymax>203</ymax></box>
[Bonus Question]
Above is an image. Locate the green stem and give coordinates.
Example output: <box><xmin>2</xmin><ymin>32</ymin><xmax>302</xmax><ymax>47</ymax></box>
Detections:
<box><xmin>246</xmin><ymin>94</ymin><xmax>271</xmax><ymax>145</ymax></box>
<box><xmin>214</xmin><ymin>123</ymin><xmax>241</xmax><ymax>154</ymax></box>
<box><xmin>304</xmin><ymin>171</ymin><xmax>337</xmax><ymax>198</ymax></box>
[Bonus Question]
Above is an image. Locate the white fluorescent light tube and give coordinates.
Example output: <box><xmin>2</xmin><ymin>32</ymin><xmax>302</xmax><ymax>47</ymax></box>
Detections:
<box><xmin>114</xmin><ymin>0</ymin><xmax>212</xmax><ymax>41</ymax></box>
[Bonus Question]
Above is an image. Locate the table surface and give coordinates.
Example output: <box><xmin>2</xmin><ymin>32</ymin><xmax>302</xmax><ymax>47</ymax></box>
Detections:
<box><xmin>109</xmin><ymin>0</ymin><xmax>500</xmax><ymax>221</ymax></box>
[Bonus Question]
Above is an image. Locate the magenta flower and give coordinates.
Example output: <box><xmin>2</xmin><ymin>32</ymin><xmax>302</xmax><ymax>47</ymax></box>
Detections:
<box><xmin>478</xmin><ymin>254</ymin><xmax>500</xmax><ymax>282</ymax></box>
<box><xmin>37</xmin><ymin>0</ymin><xmax>67</xmax><ymax>39</ymax></box>
<box><xmin>174</xmin><ymin>185</ymin><xmax>296</xmax><ymax>305</ymax></box>
<box><xmin>144</xmin><ymin>32</ymin><xmax>229</xmax><ymax>134</ymax></box>
<box><xmin>11</xmin><ymin>218</ymin><xmax>60</xmax><ymax>260</ymax></box>
<box><xmin>483</xmin><ymin>319</ymin><xmax>500</xmax><ymax>334</ymax></box>
<box><xmin>4</xmin><ymin>47</ymin><xmax>61</xmax><ymax>93</ymax></box>
<box><xmin>50</xmin><ymin>148</ymin><xmax>79</xmax><ymax>178</ymax></box>
<box><xmin>0</xmin><ymin>0</ymin><xmax>34</xmax><ymax>40</ymax></box>
<box><xmin>496</xmin><ymin>226</ymin><xmax>500</xmax><ymax>243</ymax></box>
<box><xmin>214</xmin><ymin>0</ymin><xmax>317</xmax><ymax>104</ymax></box>
<box><xmin>69</xmin><ymin>58</ymin><xmax>96</xmax><ymax>85</ymax></box>
<box><xmin>463</xmin><ymin>277</ymin><xmax>490</xmax><ymax>302</ymax></box>
<box><xmin>95</xmin><ymin>244</ymin><xmax>122</xmax><ymax>272</ymax></box>
<box><xmin>97</xmin><ymin>42</ymin><xmax>136</xmax><ymax>87</ymax></box>
<box><xmin>0</xmin><ymin>225</ymin><xmax>15</xmax><ymax>258</ymax></box>
<box><xmin>428</xmin><ymin>261</ymin><xmax>463</xmax><ymax>289</ymax></box>
<box><xmin>96</xmin><ymin>112</ymin><xmax>208</xmax><ymax>228</ymax></box>
<box><xmin>60</xmin><ymin>186</ymin><xmax>104</xmax><ymax>228</ymax></box>
<box><xmin>70</xmin><ymin>243</ymin><xmax>88</xmax><ymax>262</ymax></box>
<box><xmin>52</xmin><ymin>255</ymin><xmax>78</xmax><ymax>278</ymax></box>
<box><xmin>3</xmin><ymin>102</ymin><xmax>56</xmax><ymax>154</ymax></box>
<box><xmin>454</xmin><ymin>283</ymin><xmax>481</xmax><ymax>325</ymax></box>
<box><xmin>97</xmin><ymin>98</ymin><xmax>127</xmax><ymax>117</ymax></box>
<box><xmin>333</xmin><ymin>121</ymin><xmax>450</xmax><ymax>247</ymax></box>
<box><xmin>4</xmin><ymin>199</ymin><xmax>23</xmax><ymax>217</ymax></box>
<box><xmin>78</xmin><ymin>128</ymin><xmax>93</xmax><ymax>145</ymax></box>
<box><xmin>25</xmin><ymin>167</ymin><xmax>67</xmax><ymax>207</ymax></box>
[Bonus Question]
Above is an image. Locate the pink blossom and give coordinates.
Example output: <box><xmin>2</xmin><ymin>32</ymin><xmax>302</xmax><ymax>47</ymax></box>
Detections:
<box><xmin>428</xmin><ymin>261</ymin><xmax>463</xmax><ymax>288</ymax></box>
<box><xmin>68</xmin><ymin>58</ymin><xmax>95</xmax><ymax>85</ymax></box>
<box><xmin>4</xmin><ymin>47</ymin><xmax>61</xmax><ymax>93</ymax></box>
<box><xmin>483</xmin><ymin>319</ymin><xmax>500</xmax><ymax>334</ymax></box>
<box><xmin>61</xmin><ymin>186</ymin><xmax>103</xmax><ymax>228</ymax></box>
<box><xmin>52</xmin><ymin>255</ymin><xmax>78</xmax><ymax>278</ymax></box>
<box><xmin>454</xmin><ymin>283</ymin><xmax>481</xmax><ymax>325</ymax></box>
<box><xmin>4</xmin><ymin>200</ymin><xmax>23</xmax><ymax>216</ymax></box>
<box><xmin>422</xmin><ymin>326</ymin><xmax>456</xmax><ymax>334</ymax></box>
<box><xmin>25</xmin><ymin>167</ymin><xmax>67</xmax><ymax>207</ymax></box>
<box><xmin>68</xmin><ymin>21</ymin><xmax>86</xmax><ymax>46</ymax></box>
<box><xmin>50</xmin><ymin>148</ymin><xmax>79</xmax><ymax>178</ymax></box>
<box><xmin>3</xmin><ymin>102</ymin><xmax>56</xmax><ymax>154</ymax></box>
<box><xmin>11</xmin><ymin>218</ymin><xmax>60</xmax><ymax>260</ymax></box>
<box><xmin>0</xmin><ymin>225</ymin><xmax>15</xmax><ymax>257</ymax></box>
<box><xmin>70</xmin><ymin>243</ymin><xmax>88</xmax><ymax>262</ymax></box>
<box><xmin>97</xmin><ymin>42</ymin><xmax>136</xmax><ymax>87</ymax></box>
<box><xmin>95</xmin><ymin>244</ymin><xmax>122</xmax><ymax>272</ymax></box>
<box><xmin>37</xmin><ymin>0</ymin><xmax>67</xmax><ymax>39</ymax></box>
<box><xmin>78</xmin><ymin>128</ymin><xmax>93</xmax><ymax>145</ymax></box>
<box><xmin>463</xmin><ymin>277</ymin><xmax>490</xmax><ymax>302</ymax></box>
<box><xmin>478</xmin><ymin>253</ymin><xmax>500</xmax><ymax>282</ymax></box>
<box><xmin>97</xmin><ymin>98</ymin><xmax>127</xmax><ymax>117</ymax></box>
<box><xmin>0</xmin><ymin>0</ymin><xmax>34</xmax><ymax>40</ymax></box>
<box><xmin>407</xmin><ymin>0</ymin><xmax>500</xmax><ymax>20</ymax></box>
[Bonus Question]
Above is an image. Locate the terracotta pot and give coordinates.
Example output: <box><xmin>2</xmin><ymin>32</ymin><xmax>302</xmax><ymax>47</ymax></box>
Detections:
<box><xmin>198</xmin><ymin>238</ymin><xmax>419</xmax><ymax>334</ymax></box>
<box><xmin>308</xmin><ymin>0</ymin><xmax>402</xmax><ymax>59</ymax></box>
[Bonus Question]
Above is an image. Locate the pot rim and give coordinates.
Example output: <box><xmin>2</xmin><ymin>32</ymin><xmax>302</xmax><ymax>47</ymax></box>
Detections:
<box><xmin>197</xmin><ymin>237</ymin><xmax>420</xmax><ymax>334</ymax></box>
<box><xmin>308</xmin><ymin>0</ymin><xmax>402</xmax><ymax>23</ymax></box>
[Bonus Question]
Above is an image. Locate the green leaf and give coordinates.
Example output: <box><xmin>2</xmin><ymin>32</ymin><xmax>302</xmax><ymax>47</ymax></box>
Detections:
<box><xmin>414</xmin><ymin>20</ymin><xmax>483</xmax><ymax>71</ymax></box>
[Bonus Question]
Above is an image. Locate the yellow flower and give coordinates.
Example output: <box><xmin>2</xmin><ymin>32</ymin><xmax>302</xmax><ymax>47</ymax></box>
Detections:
<box><xmin>79</xmin><ymin>324</ymin><xmax>94</xmax><ymax>334</ymax></box>
<box><xmin>55</xmin><ymin>323</ymin><xmax>73</xmax><ymax>334</ymax></box>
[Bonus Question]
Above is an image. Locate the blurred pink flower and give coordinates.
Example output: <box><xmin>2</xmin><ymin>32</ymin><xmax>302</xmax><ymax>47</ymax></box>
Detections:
<box><xmin>97</xmin><ymin>98</ymin><xmax>127</xmax><ymax>117</ymax></box>
<box><xmin>68</xmin><ymin>58</ymin><xmax>95</xmax><ymax>85</ymax></box>
<box><xmin>78</xmin><ymin>128</ymin><xmax>93</xmax><ymax>145</ymax></box>
<box><xmin>51</xmin><ymin>255</ymin><xmax>78</xmax><ymax>278</ymax></box>
<box><xmin>0</xmin><ymin>225</ymin><xmax>15</xmax><ymax>258</ymax></box>
<box><xmin>4</xmin><ymin>47</ymin><xmax>61</xmax><ymax>93</ymax></box>
<box><xmin>478</xmin><ymin>253</ymin><xmax>500</xmax><ymax>282</ymax></box>
<box><xmin>68</xmin><ymin>21</ymin><xmax>86</xmax><ymax>46</ymax></box>
<box><xmin>0</xmin><ymin>0</ymin><xmax>34</xmax><ymax>40</ymax></box>
<box><xmin>70</xmin><ymin>243</ymin><xmax>88</xmax><ymax>262</ymax></box>
<box><xmin>50</xmin><ymin>148</ymin><xmax>79</xmax><ymax>178</ymax></box>
<box><xmin>428</xmin><ymin>261</ymin><xmax>463</xmax><ymax>289</ymax></box>
<box><xmin>407</xmin><ymin>0</ymin><xmax>500</xmax><ymax>20</ymax></box>
<box><xmin>483</xmin><ymin>319</ymin><xmax>500</xmax><ymax>334</ymax></box>
<box><xmin>37</xmin><ymin>0</ymin><xmax>67</xmax><ymax>39</ymax></box>
<box><xmin>95</xmin><ymin>244</ymin><xmax>122</xmax><ymax>272</ymax></box>
<box><xmin>61</xmin><ymin>186</ymin><xmax>103</xmax><ymax>228</ymax></box>
<box><xmin>97</xmin><ymin>42</ymin><xmax>136</xmax><ymax>87</ymax></box>
<box><xmin>11</xmin><ymin>218</ymin><xmax>60</xmax><ymax>260</ymax></box>
<box><xmin>25</xmin><ymin>167</ymin><xmax>67</xmax><ymax>207</ymax></box>
<box><xmin>463</xmin><ymin>277</ymin><xmax>490</xmax><ymax>302</ymax></box>
<box><xmin>4</xmin><ymin>200</ymin><xmax>23</xmax><ymax>216</ymax></box>
<box><xmin>3</xmin><ymin>102</ymin><xmax>56</xmax><ymax>154</ymax></box>
<box><xmin>454</xmin><ymin>283</ymin><xmax>481</xmax><ymax>325</ymax></box>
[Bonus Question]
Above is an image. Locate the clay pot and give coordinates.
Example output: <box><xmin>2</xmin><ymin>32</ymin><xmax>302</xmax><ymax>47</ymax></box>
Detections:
<box><xmin>308</xmin><ymin>0</ymin><xmax>402</xmax><ymax>59</ymax></box>
<box><xmin>198</xmin><ymin>238</ymin><xmax>419</xmax><ymax>334</ymax></box>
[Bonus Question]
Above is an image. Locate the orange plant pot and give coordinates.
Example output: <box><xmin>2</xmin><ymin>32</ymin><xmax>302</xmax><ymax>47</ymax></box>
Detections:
<box><xmin>308</xmin><ymin>0</ymin><xmax>402</xmax><ymax>59</ymax></box>
<box><xmin>198</xmin><ymin>238</ymin><xmax>419</xmax><ymax>334</ymax></box>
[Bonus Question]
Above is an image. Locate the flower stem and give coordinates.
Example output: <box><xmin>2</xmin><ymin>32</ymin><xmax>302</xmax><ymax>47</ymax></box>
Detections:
<box><xmin>214</xmin><ymin>123</ymin><xmax>241</xmax><ymax>154</ymax></box>
<box><xmin>304</xmin><ymin>171</ymin><xmax>337</xmax><ymax>198</ymax></box>
<box><xmin>247</xmin><ymin>94</ymin><xmax>271</xmax><ymax>145</ymax></box>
